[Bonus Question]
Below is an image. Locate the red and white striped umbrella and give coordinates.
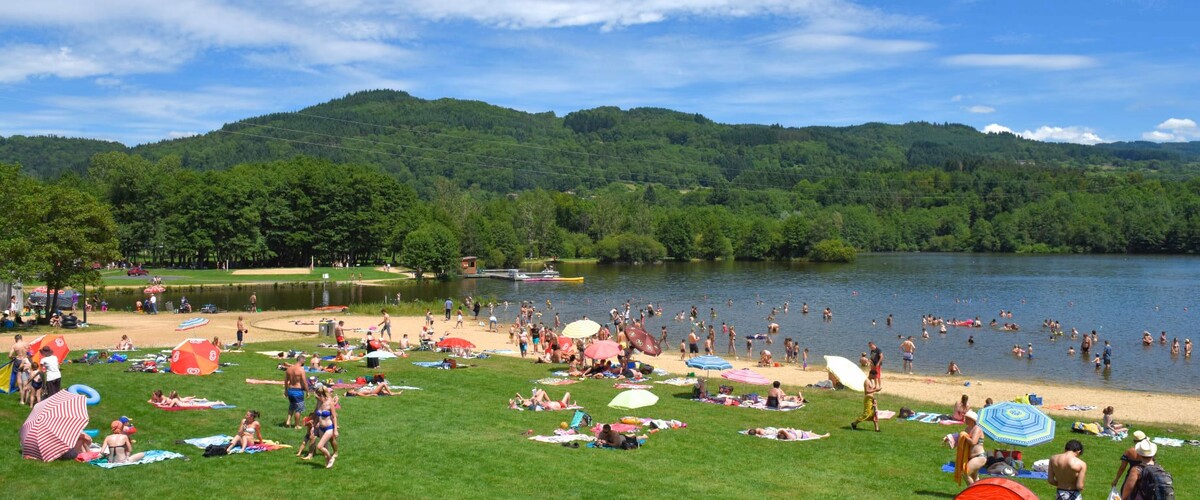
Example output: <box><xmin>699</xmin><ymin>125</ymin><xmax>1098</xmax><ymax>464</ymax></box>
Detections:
<box><xmin>20</xmin><ymin>390</ymin><xmax>89</xmax><ymax>461</ymax></box>
<box><xmin>720</xmin><ymin>368</ymin><xmax>772</xmax><ymax>386</ymax></box>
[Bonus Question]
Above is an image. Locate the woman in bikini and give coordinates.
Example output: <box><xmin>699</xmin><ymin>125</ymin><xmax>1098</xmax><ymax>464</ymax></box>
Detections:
<box><xmin>310</xmin><ymin>386</ymin><xmax>339</xmax><ymax>468</ymax></box>
<box><xmin>960</xmin><ymin>411</ymin><xmax>987</xmax><ymax>485</ymax></box>
<box><xmin>344</xmin><ymin>385</ymin><xmax>398</xmax><ymax>397</ymax></box>
<box><xmin>226</xmin><ymin>410</ymin><xmax>263</xmax><ymax>453</ymax></box>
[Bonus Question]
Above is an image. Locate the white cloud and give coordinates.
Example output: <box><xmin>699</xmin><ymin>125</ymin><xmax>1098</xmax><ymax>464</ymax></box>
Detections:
<box><xmin>944</xmin><ymin>53</ymin><xmax>1097</xmax><ymax>71</ymax></box>
<box><xmin>769</xmin><ymin>33</ymin><xmax>932</xmax><ymax>54</ymax></box>
<box><xmin>0</xmin><ymin>45</ymin><xmax>106</xmax><ymax>82</ymax></box>
<box><xmin>1140</xmin><ymin>117</ymin><xmax>1199</xmax><ymax>142</ymax></box>
<box><xmin>966</xmin><ymin>105</ymin><xmax>995</xmax><ymax>114</ymax></box>
<box><xmin>982</xmin><ymin>123</ymin><xmax>1107</xmax><ymax>145</ymax></box>
<box><xmin>950</xmin><ymin>94</ymin><xmax>964</xmax><ymax>102</ymax></box>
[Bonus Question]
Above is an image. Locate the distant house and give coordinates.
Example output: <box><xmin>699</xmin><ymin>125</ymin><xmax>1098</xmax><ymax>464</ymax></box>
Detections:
<box><xmin>461</xmin><ymin>256</ymin><xmax>478</xmax><ymax>275</ymax></box>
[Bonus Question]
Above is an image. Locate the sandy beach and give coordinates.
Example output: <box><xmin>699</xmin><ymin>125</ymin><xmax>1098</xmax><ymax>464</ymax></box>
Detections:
<box><xmin>48</xmin><ymin>310</ymin><xmax>1199</xmax><ymax>429</ymax></box>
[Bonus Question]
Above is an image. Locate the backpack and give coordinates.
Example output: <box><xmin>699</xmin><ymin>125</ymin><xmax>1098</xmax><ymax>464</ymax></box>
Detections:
<box><xmin>1135</xmin><ymin>464</ymin><xmax>1175</xmax><ymax>500</ymax></box>
<box><xmin>203</xmin><ymin>444</ymin><xmax>228</xmax><ymax>457</ymax></box>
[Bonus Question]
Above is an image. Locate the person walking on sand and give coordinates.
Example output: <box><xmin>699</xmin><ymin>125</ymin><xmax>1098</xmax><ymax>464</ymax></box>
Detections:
<box><xmin>284</xmin><ymin>356</ymin><xmax>308</xmax><ymax>429</ymax></box>
<box><xmin>455</xmin><ymin>308</ymin><xmax>464</xmax><ymax>329</ymax></box>
<box><xmin>850</xmin><ymin>377</ymin><xmax>880</xmax><ymax>432</ymax></box>
<box><xmin>1047</xmin><ymin>440</ymin><xmax>1087</xmax><ymax>500</ymax></box>
<box><xmin>236</xmin><ymin>315</ymin><xmax>247</xmax><ymax>347</ymax></box>
<box><xmin>444</xmin><ymin>298</ymin><xmax>453</xmax><ymax>321</ymax></box>
<box><xmin>378</xmin><ymin>309</ymin><xmax>392</xmax><ymax>341</ymax></box>
<box><xmin>900</xmin><ymin>336</ymin><xmax>916</xmax><ymax>374</ymax></box>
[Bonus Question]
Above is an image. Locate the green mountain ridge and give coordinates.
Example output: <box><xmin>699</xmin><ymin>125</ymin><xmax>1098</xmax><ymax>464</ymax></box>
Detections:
<box><xmin>4</xmin><ymin>89</ymin><xmax>1198</xmax><ymax>184</ymax></box>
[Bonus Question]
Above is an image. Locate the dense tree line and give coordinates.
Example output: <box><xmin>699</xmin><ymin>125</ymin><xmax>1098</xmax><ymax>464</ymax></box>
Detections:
<box><xmin>2</xmin><ymin>90</ymin><xmax>1200</xmax><ymax>269</ymax></box>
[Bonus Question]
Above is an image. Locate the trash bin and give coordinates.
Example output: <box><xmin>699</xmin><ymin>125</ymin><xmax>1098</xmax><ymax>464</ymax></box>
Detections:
<box><xmin>320</xmin><ymin>320</ymin><xmax>335</xmax><ymax>337</ymax></box>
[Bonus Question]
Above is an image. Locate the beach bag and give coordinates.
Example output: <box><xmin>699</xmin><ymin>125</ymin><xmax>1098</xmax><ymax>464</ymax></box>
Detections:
<box><xmin>203</xmin><ymin>444</ymin><xmax>228</xmax><ymax>457</ymax></box>
<box><xmin>620</xmin><ymin>436</ymin><xmax>640</xmax><ymax>449</ymax></box>
<box><xmin>1134</xmin><ymin>464</ymin><xmax>1174</xmax><ymax>500</ymax></box>
<box><xmin>639</xmin><ymin>363</ymin><xmax>654</xmax><ymax>375</ymax></box>
<box><xmin>898</xmin><ymin>407</ymin><xmax>914</xmax><ymax>419</ymax></box>
<box><xmin>368</xmin><ymin>340</ymin><xmax>381</xmax><ymax>350</ymax></box>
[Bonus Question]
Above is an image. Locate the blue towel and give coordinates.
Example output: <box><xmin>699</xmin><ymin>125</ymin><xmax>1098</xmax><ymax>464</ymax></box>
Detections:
<box><xmin>412</xmin><ymin>361</ymin><xmax>443</xmax><ymax>368</ymax></box>
<box><xmin>940</xmin><ymin>461</ymin><xmax>1048</xmax><ymax>480</ymax></box>
<box><xmin>183</xmin><ymin>435</ymin><xmax>233</xmax><ymax>448</ymax></box>
<box><xmin>90</xmin><ymin>450</ymin><xmax>184</xmax><ymax>468</ymax></box>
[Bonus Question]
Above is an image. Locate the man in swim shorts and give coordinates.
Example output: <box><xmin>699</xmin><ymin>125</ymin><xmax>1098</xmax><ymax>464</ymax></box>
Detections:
<box><xmin>900</xmin><ymin>336</ymin><xmax>915</xmax><ymax>374</ymax></box>
<box><xmin>1047</xmin><ymin>439</ymin><xmax>1086</xmax><ymax>500</ymax></box>
<box><xmin>284</xmin><ymin>356</ymin><xmax>308</xmax><ymax>429</ymax></box>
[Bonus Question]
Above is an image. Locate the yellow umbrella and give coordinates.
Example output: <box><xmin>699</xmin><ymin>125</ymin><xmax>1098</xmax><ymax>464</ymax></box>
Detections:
<box><xmin>561</xmin><ymin>319</ymin><xmax>601</xmax><ymax>339</ymax></box>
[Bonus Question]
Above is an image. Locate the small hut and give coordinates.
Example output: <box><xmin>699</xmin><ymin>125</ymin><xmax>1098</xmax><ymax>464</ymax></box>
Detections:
<box><xmin>460</xmin><ymin>256</ymin><xmax>478</xmax><ymax>276</ymax></box>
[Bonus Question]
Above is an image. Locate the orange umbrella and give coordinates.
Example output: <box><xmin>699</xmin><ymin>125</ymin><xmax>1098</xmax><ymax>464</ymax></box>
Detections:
<box><xmin>170</xmin><ymin>339</ymin><xmax>220</xmax><ymax>375</ymax></box>
<box><xmin>29</xmin><ymin>335</ymin><xmax>69</xmax><ymax>364</ymax></box>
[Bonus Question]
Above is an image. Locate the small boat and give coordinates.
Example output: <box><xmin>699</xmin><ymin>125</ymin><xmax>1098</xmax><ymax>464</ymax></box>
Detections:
<box><xmin>524</xmin><ymin>276</ymin><xmax>584</xmax><ymax>283</ymax></box>
<box><xmin>313</xmin><ymin>305</ymin><xmax>349</xmax><ymax>312</ymax></box>
<box><xmin>145</xmin><ymin>285</ymin><xmax>166</xmax><ymax>294</ymax></box>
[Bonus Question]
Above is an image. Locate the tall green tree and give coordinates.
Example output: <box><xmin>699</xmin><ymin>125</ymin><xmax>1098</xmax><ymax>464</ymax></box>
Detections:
<box><xmin>401</xmin><ymin>223</ymin><xmax>460</xmax><ymax>279</ymax></box>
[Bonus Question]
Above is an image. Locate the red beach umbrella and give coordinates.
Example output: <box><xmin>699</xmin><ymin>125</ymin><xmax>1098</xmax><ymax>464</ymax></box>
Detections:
<box><xmin>625</xmin><ymin>325</ymin><xmax>661</xmax><ymax>356</ymax></box>
<box><xmin>170</xmin><ymin>338</ymin><xmax>221</xmax><ymax>375</ymax></box>
<box><xmin>584</xmin><ymin>340</ymin><xmax>622</xmax><ymax>360</ymax></box>
<box><xmin>436</xmin><ymin>337</ymin><xmax>476</xmax><ymax>349</ymax></box>
<box><xmin>20</xmin><ymin>390</ymin><xmax>89</xmax><ymax>461</ymax></box>
<box><xmin>29</xmin><ymin>335</ymin><xmax>69</xmax><ymax>364</ymax></box>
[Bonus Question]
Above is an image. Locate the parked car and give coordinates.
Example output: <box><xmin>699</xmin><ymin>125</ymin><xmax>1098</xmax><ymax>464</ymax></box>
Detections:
<box><xmin>200</xmin><ymin>304</ymin><xmax>220</xmax><ymax>314</ymax></box>
<box><xmin>127</xmin><ymin>266</ymin><xmax>149</xmax><ymax>276</ymax></box>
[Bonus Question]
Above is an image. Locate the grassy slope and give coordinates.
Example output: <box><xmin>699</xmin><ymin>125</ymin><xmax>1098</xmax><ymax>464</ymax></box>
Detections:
<box><xmin>1</xmin><ymin>340</ymin><xmax>1195</xmax><ymax>499</ymax></box>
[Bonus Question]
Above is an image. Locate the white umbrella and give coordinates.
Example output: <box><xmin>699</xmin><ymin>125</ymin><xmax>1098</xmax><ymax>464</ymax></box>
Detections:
<box><xmin>824</xmin><ymin>355</ymin><xmax>868</xmax><ymax>392</ymax></box>
<box><xmin>365</xmin><ymin>351</ymin><xmax>397</xmax><ymax>360</ymax></box>
<box><xmin>561</xmin><ymin>319</ymin><xmax>601</xmax><ymax>339</ymax></box>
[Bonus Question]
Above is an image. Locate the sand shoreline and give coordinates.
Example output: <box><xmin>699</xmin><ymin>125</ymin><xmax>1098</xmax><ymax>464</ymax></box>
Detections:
<box><xmin>35</xmin><ymin>310</ymin><xmax>1200</xmax><ymax>429</ymax></box>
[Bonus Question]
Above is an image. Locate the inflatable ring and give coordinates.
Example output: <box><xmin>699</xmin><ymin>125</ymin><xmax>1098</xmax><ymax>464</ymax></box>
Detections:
<box><xmin>67</xmin><ymin>384</ymin><xmax>101</xmax><ymax>405</ymax></box>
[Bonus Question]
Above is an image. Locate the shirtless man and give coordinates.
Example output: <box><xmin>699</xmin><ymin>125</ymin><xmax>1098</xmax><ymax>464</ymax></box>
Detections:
<box><xmin>102</xmin><ymin>430</ymin><xmax>145</xmax><ymax>464</ymax></box>
<box><xmin>1047</xmin><ymin>440</ymin><xmax>1086</xmax><ymax>500</ymax></box>
<box><xmin>236</xmin><ymin>315</ymin><xmax>247</xmax><ymax>347</ymax></box>
<box><xmin>687</xmin><ymin>329</ymin><xmax>699</xmax><ymax>359</ymax></box>
<box><xmin>378</xmin><ymin>309</ymin><xmax>392</xmax><ymax>341</ymax></box>
<box><xmin>9</xmin><ymin>334</ymin><xmax>28</xmax><ymax>361</ymax></box>
<box><xmin>900</xmin><ymin>336</ymin><xmax>916</xmax><ymax>374</ymax></box>
<box><xmin>284</xmin><ymin>356</ymin><xmax>308</xmax><ymax>428</ymax></box>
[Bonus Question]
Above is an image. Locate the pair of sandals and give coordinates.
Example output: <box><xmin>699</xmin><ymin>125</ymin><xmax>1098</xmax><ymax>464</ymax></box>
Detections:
<box><xmin>560</xmin><ymin>442</ymin><xmax>581</xmax><ymax>448</ymax></box>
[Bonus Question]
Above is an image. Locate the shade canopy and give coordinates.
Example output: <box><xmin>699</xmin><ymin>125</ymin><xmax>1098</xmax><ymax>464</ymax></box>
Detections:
<box><xmin>608</xmin><ymin>389</ymin><xmax>658</xmax><ymax>410</ymax></box>
<box><xmin>21</xmin><ymin>390</ymin><xmax>89</xmax><ymax>461</ymax></box>
<box><xmin>977</xmin><ymin>402</ymin><xmax>1056</xmax><ymax>447</ymax></box>
<box><xmin>171</xmin><ymin>338</ymin><xmax>221</xmax><ymax>375</ymax></box>
<box><xmin>720</xmin><ymin>368</ymin><xmax>772</xmax><ymax>386</ymax></box>
<box><xmin>561</xmin><ymin>319</ymin><xmax>601</xmax><ymax>339</ymax></box>
<box><xmin>823</xmin><ymin>355</ymin><xmax>867</xmax><ymax>392</ymax></box>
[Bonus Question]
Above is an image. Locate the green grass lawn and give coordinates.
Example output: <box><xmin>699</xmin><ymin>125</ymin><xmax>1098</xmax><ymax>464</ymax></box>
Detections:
<box><xmin>2</xmin><ymin>341</ymin><xmax>1195</xmax><ymax>499</ymax></box>
<box><xmin>94</xmin><ymin>267</ymin><xmax>406</xmax><ymax>287</ymax></box>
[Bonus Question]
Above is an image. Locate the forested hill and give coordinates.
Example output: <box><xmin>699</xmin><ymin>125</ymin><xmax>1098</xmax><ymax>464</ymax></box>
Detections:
<box><xmin>3</xmin><ymin>89</ymin><xmax>1199</xmax><ymax>185</ymax></box>
<box><xmin>0</xmin><ymin>135</ymin><xmax>126</xmax><ymax>179</ymax></box>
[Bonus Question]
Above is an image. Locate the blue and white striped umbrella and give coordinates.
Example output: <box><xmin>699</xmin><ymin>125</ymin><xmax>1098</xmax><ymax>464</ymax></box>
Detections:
<box><xmin>977</xmin><ymin>402</ymin><xmax>1056</xmax><ymax>447</ymax></box>
<box><xmin>685</xmin><ymin>355</ymin><xmax>732</xmax><ymax>371</ymax></box>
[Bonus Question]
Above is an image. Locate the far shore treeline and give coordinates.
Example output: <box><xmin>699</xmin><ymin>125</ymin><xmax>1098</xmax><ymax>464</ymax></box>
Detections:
<box><xmin>3</xmin><ymin>90</ymin><xmax>1200</xmax><ymax>279</ymax></box>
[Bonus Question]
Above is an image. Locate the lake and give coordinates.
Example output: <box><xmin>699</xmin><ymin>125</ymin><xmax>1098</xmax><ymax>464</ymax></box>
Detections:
<box><xmin>103</xmin><ymin>254</ymin><xmax>1199</xmax><ymax>394</ymax></box>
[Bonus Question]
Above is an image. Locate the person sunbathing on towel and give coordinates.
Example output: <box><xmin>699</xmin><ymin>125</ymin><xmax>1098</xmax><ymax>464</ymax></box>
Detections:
<box><xmin>101</xmin><ymin>430</ymin><xmax>145</xmax><ymax>464</ymax></box>
<box><xmin>226</xmin><ymin>410</ymin><xmax>263</xmax><ymax>453</ymax></box>
<box><xmin>344</xmin><ymin>385</ymin><xmax>399</xmax><ymax>397</ymax></box>
<box><xmin>512</xmin><ymin>389</ymin><xmax>573</xmax><ymax>410</ymax></box>
<box><xmin>746</xmin><ymin>428</ymin><xmax>827</xmax><ymax>440</ymax></box>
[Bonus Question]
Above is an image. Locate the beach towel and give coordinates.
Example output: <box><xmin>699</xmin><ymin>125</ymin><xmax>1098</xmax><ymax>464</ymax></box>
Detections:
<box><xmin>234</xmin><ymin>441</ymin><xmax>291</xmax><ymax>454</ymax></box>
<box><xmin>90</xmin><ymin>450</ymin><xmax>185</xmax><ymax>468</ymax></box>
<box><xmin>412</xmin><ymin>361</ymin><xmax>443</xmax><ymax>368</ymax></box>
<box><xmin>691</xmin><ymin>397</ymin><xmax>805</xmax><ymax>412</ymax></box>
<box><xmin>534</xmin><ymin>378</ymin><xmax>580</xmax><ymax>386</ymax></box>
<box><xmin>942</xmin><ymin>461</ymin><xmax>1049</xmax><ymax>480</ymax></box>
<box><xmin>550</xmin><ymin>371</ymin><xmax>572</xmax><ymax>377</ymax></box>
<box><xmin>1072</xmin><ymin>422</ymin><xmax>1102</xmax><ymax>435</ymax></box>
<box><xmin>1043</xmin><ymin>404</ymin><xmax>1097</xmax><ymax>411</ymax></box>
<box><xmin>152</xmin><ymin>399</ymin><xmax>234</xmax><ymax>411</ymax></box>
<box><xmin>876</xmin><ymin>410</ymin><xmax>896</xmax><ymax>420</ymax></box>
<box><xmin>954</xmin><ymin>433</ymin><xmax>970</xmax><ymax>485</ymax></box>
<box><xmin>511</xmin><ymin>404</ymin><xmax>584</xmax><ymax>412</ymax></box>
<box><xmin>613</xmin><ymin>383</ymin><xmax>653</xmax><ymax>390</ymax></box>
<box><xmin>183</xmin><ymin>435</ymin><xmax>233</xmax><ymax>448</ymax></box>
<box><xmin>591</xmin><ymin>423</ymin><xmax>639</xmax><ymax>435</ymax></box>
<box><xmin>739</xmin><ymin>428</ymin><xmax>827</xmax><ymax>441</ymax></box>
<box><xmin>484</xmin><ymin>349</ymin><xmax>517</xmax><ymax>355</ymax></box>
<box><xmin>1152</xmin><ymin>437</ymin><xmax>1184</xmax><ymax>447</ymax></box>
<box><xmin>529</xmin><ymin>434</ymin><xmax>595</xmax><ymax>444</ymax></box>
<box><xmin>659</xmin><ymin>377</ymin><xmax>698</xmax><ymax>386</ymax></box>
<box><xmin>907</xmin><ymin>412</ymin><xmax>956</xmax><ymax>424</ymax></box>
<box><xmin>245</xmin><ymin>378</ymin><xmax>285</xmax><ymax>385</ymax></box>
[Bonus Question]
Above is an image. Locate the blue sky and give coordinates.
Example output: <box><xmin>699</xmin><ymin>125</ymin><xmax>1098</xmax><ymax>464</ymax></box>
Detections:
<box><xmin>1</xmin><ymin>0</ymin><xmax>1197</xmax><ymax>145</ymax></box>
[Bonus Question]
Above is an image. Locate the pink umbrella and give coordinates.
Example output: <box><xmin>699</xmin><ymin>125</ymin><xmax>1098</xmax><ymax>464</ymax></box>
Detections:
<box><xmin>720</xmin><ymin>368</ymin><xmax>772</xmax><ymax>386</ymax></box>
<box><xmin>584</xmin><ymin>340</ymin><xmax>622</xmax><ymax>360</ymax></box>
<box><xmin>20</xmin><ymin>390</ymin><xmax>89</xmax><ymax>461</ymax></box>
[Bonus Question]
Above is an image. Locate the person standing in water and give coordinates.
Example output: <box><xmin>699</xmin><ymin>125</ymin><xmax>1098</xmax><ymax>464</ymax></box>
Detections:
<box><xmin>900</xmin><ymin>336</ymin><xmax>916</xmax><ymax>374</ymax></box>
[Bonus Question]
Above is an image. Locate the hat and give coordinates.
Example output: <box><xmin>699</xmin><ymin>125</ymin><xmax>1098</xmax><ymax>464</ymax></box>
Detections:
<box><xmin>40</xmin><ymin>346</ymin><xmax>52</xmax><ymax>354</ymax></box>
<box><xmin>119</xmin><ymin>416</ymin><xmax>131</xmax><ymax>424</ymax></box>
<box><xmin>964</xmin><ymin>410</ymin><xmax>978</xmax><ymax>422</ymax></box>
<box><xmin>1135</xmin><ymin>440</ymin><xmax>1157</xmax><ymax>458</ymax></box>
<box><xmin>1133</xmin><ymin>430</ymin><xmax>1147</xmax><ymax>442</ymax></box>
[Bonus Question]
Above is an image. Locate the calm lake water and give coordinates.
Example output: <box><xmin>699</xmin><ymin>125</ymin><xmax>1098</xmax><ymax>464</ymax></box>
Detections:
<box><xmin>105</xmin><ymin>254</ymin><xmax>1199</xmax><ymax>394</ymax></box>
